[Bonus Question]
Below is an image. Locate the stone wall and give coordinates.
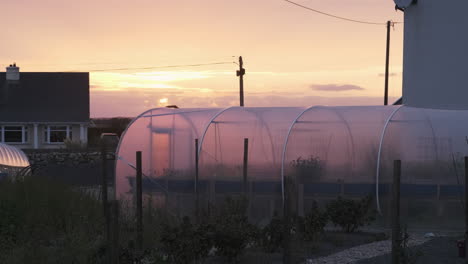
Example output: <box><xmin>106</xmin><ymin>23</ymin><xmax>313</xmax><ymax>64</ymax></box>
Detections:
<box><xmin>24</xmin><ymin>150</ymin><xmax>115</xmax><ymax>186</ymax></box>
<box><xmin>26</xmin><ymin>151</ymin><xmax>115</xmax><ymax>166</ymax></box>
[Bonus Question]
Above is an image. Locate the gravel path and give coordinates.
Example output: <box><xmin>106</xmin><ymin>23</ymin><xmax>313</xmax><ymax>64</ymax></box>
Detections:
<box><xmin>306</xmin><ymin>234</ymin><xmax>430</xmax><ymax>264</ymax></box>
<box><xmin>357</xmin><ymin>236</ymin><xmax>465</xmax><ymax>264</ymax></box>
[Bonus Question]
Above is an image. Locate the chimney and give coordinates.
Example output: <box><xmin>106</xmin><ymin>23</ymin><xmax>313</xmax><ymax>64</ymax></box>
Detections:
<box><xmin>6</xmin><ymin>63</ymin><xmax>20</xmax><ymax>81</ymax></box>
<box><xmin>1</xmin><ymin>63</ymin><xmax>19</xmax><ymax>105</ymax></box>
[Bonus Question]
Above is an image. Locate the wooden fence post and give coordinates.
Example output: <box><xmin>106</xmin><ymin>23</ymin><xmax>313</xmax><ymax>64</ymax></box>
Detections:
<box><xmin>110</xmin><ymin>200</ymin><xmax>120</xmax><ymax>264</ymax></box>
<box><xmin>195</xmin><ymin>139</ymin><xmax>199</xmax><ymax>220</ymax></box>
<box><xmin>283</xmin><ymin>176</ymin><xmax>293</xmax><ymax>264</ymax></box>
<box><xmin>243</xmin><ymin>138</ymin><xmax>249</xmax><ymax>195</ymax></box>
<box><xmin>392</xmin><ymin>160</ymin><xmax>401</xmax><ymax>264</ymax></box>
<box><xmin>136</xmin><ymin>151</ymin><xmax>143</xmax><ymax>256</ymax></box>
<box><xmin>100</xmin><ymin>143</ymin><xmax>111</xmax><ymax>263</ymax></box>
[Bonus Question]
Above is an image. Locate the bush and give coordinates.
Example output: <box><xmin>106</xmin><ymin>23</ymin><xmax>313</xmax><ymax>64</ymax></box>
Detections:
<box><xmin>212</xmin><ymin>197</ymin><xmax>258</xmax><ymax>263</ymax></box>
<box><xmin>64</xmin><ymin>138</ymin><xmax>87</xmax><ymax>150</ymax></box>
<box><xmin>160</xmin><ymin>216</ymin><xmax>212</xmax><ymax>264</ymax></box>
<box><xmin>290</xmin><ymin>156</ymin><xmax>323</xmax><ymax>181</ymax></box>
<box><xmin>160</xmin><ymin>197</ymin><xmax>259</xmax><ymax>263</ymax></box>
<box><xmin>0</xmin><ymin>176</ymin><xmax>106</xmax><ymax>264</ymax></box>
<box><xmin>259</xmin><ymin>212</ymin><xmax>284</xmax><ymax>253</ymax></box>
<box><xmin>259</xmin><ymin>212</ymin><xmax>315</xmax><ymax>253</ymax></box>
<box><xmin>303</xmin><ymin>201</ymin><xmax>328</xmax><ymax>240</ymax></box>
<box><xmin>400</xmin><ymin>225</ymin><xmax>423</xmax><ymax>264</ymax></box>
<box><xmin>326</xmin><ymin>195</ymin><xmax>375</xmax><ymax>233</ymax></box>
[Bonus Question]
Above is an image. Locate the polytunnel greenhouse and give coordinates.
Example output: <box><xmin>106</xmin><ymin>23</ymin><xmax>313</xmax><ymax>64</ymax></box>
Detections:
<box><xmin>115</xmin><ymin>106</ymin><xmax>468</xmax><ymax>228</ymax></box>
<box><xmin>0</xmin><ymin>142</ymin><xmax>30</xmax><ymax>178</ymax></box>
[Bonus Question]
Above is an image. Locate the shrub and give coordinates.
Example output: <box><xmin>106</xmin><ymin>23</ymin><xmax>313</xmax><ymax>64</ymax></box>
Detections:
<box><xmin>64</xmin><ymin>138</ymin><xmax>87</xmax><ymax>150</ymax></box>
<box><xmin>0</xmin><ymin>198</ymin><xmax>19</xmax><ymax>251</ymax></box>
<box><xmin>259</xmin><ymin>212</ymin><xmax>284</xmax><ymax>253</ymax></box>
<box><xmin>400</xmin><ymin>225</ymin><xmax>423</xmax><ymax>264</ymax></box>
<box><xmin>303</xmin><ymin>201</ymin><xmax>328</xmax><ymax>241</ymax></box>
<box><xmin>212</xmin><ymin>196</ymin><xmax>258</xmax><ymax>263</ymax></box>
<box><xmin>0</xmin><ymin>176</ymin><xmax>106</xmax><ymax>264</ymax></box>
<box><xmin>259</xmin><ymin>211</ymin><xmax>317</xmax><ymax>253</ymax></box>
<box><xmin>290</xmin><ymin>156</ymin><xmax>323</xmax><ymax>181</ymax></box>
<box><xmin>160</xmin><ymin>216</ymin><xmax>212</xmax><ymax>264</ymax></box>
<box><xmin>326</xmin><ymin>195</ymin><xmax>375</xmax><ymax>233</ymax></box>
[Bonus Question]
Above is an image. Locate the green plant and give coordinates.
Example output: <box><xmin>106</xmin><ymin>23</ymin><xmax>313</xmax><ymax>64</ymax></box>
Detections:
<box><xmin>0</xmin><ymin>176</ymin><xmax>106</xmax><ymax>264</ymax></box>
<box><xmin>399</xmin><ymin>225</ymin><xmax>423</xmax><ymax>264</ymax></box>
<box><xmin>326</xmin><ymin>195</ymin><xmax>375</xmax><ymax>233</ymax></box>
<box><xmin>212</xmin><ymin>196</ymin><xmax>258</xmax><ymax>263</ymax></box>
<box><xmin>64</xmin><ymin>138</ymin><xmax>87</xmax><ymax>150</ymax></box>
<box><xmin>303</xmin><ymin>201</ymin><xmax>328</xmax><ymax>241</ymax></box>
<box><xmin>160</xmin><ymin>216</ymin><xmax>212</xmax><ymax>264</ymax></box>
<box><xmin>0</xmin><ymin>198</ymin><xmax>19</xmax><ymax>251</ymax></box>
<box><xmin>259</xmin><ymin>212</ymin><xmax>284</xmax><ymax>253</ymax></box>
<box><xmin>290</xmin><ymin>156</ymin><xmax>323</xmax><ymax>181</ymax></box>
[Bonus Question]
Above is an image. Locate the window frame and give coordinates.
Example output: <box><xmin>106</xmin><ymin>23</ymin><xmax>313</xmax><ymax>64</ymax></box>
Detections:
<box><xmin>1</xmin><ymin>125</ymin><xmax>28</xmax><ymax>144</ymax></box>
<box><xmin>44</xmin><ymin>125</ymin><xmax>72</xmax><ymax>144</ymax></box>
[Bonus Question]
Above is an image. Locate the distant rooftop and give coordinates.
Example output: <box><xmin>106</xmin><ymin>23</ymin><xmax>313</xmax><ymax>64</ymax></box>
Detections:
<box><xmin>0</xmin><ymin>71</ymin><xmax>89</xmax><ymax>123</ymax></box>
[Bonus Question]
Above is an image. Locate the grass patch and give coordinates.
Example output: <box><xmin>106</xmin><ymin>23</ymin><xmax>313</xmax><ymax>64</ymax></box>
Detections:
<box><xmin>0</xmin><ymin>176</ymin><xmax>106</xmax><ymax>264</ymax></box>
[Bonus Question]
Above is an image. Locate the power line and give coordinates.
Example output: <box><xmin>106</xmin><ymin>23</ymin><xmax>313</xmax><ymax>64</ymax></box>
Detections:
<box><xmin>17</xmin><ymin>56</ymin><xmax>237</xmax><ymax>67</ymax></box>
<box><xmin>75</xmin><ymin>61</ymin><xmax>235</xmax><ymax>72</ymax></box>
<box><xmin>282</xmin><ymin>0</ymin><xmax>401</xmax><ymax>26</ymax></box>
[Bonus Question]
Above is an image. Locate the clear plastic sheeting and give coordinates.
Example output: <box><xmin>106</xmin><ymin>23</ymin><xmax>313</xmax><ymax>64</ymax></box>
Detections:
<box><xmin>377</xmin><ymin>107</ymin><xmax>468</xmax><ymax>228</ymax></box>
<box><xmin>282</xmin><ymin>106</ymin><xmax>398</xmax><ymax>216</ymax></box>
<box><xmin>115</xmin><ymin>108</ymin><xmax>222</xmax><ymax>199</ymax></box>
<box><xmin>198</xmin><ymin>107</ymin><xmax>305</xmax><ymax>219</ymax></box>
<box><xmin>116</xmin><ymin>106</ymin><xmax>468</xmax><ymax>228</ymax></box>
<box><xmin>0</xmin><ymin>142</ymin><xmax>29</xmax><ymax>168</ymax></box>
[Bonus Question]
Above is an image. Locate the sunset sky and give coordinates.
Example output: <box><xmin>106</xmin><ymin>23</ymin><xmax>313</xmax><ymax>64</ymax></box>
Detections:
<box><xmin>1</xmin><ymin>0</ymin><xmax>404</xmax><ymax>117</ymax></box>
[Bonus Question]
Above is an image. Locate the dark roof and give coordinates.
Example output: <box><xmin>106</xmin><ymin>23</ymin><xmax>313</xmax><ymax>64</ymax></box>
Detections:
<box><xmin>0</xmin><ymin>72</ymin><xmax>89</xmax><ymax>122</ymax></box>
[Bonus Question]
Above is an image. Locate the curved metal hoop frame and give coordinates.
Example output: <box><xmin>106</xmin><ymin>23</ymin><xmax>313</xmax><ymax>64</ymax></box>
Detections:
<box><xmin>375</xmin><ymin>105</ymin><xmax>404</xmax><ymax>214</ymax></box>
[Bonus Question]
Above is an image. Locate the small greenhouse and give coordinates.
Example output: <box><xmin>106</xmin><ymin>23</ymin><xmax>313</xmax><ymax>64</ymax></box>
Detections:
<box><xmin>115</xmin><ymin>106</ymin><xmax>468</xmax><ymax>228</ymax></box>
<box><xmin>0</xmin><ymin>142</ymin><xmax>30</xmax><ymax>178</ymax></box>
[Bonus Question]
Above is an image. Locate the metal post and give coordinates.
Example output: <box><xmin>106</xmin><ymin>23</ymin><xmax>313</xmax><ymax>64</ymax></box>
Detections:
<box><xmin>392</xmin><ymin>160</ymin><xmax>401</xmax><ymax>264</ymax></box>
<box><xmin>384</xmin><ymin>21</ymin><xmax>391</xmax><ymax>106</ymax></box>
<box><xmin>136</xmin><ymin>151</ymin><xmax>143</xmax><ymax>254</ymax></box>
<box><xmin>243</xmin><ymin>138</ymin><xmax>249</xmax><ymax>194</ymax></box>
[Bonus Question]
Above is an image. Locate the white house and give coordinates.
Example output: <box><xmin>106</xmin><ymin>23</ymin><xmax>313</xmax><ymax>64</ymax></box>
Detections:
<box><xmin>0</xmin><ymin>64</ymin><xmax>89</xmax><ymax>149</ymax></box>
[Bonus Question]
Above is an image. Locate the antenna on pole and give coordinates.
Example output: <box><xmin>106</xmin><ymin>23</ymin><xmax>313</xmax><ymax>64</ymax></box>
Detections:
<box><xmin>237</xmin><ymin>56</ymin><xmax>246</xmax><ymax>106</ymax></box>
<box><xmin>384</xmin><ymin>21</ymin><xmax>391</xmax><ymax>106</ymax></box>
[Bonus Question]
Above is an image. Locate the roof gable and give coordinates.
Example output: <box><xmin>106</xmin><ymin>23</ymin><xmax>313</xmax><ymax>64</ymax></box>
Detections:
<box><xmin>0</xmin><ymin>72</ymin><xmax>89</xmax><ymax>123</ymax></box>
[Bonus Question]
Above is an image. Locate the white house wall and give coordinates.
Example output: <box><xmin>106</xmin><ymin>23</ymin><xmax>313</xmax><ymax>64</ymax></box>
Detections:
<box><xmin>0</xmin><ymin>123</ymin><xmax>88</xmax><ymax>149</ymax></box>
<box><xmin>403</xmin><ymin>0</ymin><xmax>468</xmax><ymax>109</ymax></box>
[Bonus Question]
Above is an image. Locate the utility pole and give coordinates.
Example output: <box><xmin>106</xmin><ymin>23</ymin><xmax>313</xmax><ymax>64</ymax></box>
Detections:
<box><xmin>384</xmin><ymin>21</ymin><xmax>391</xmax><ymax>106</ymax></box>
<box><xmin>237</xmin><ymin>56</ymin><xmax>246</xmax><ymax>106</ymax></box>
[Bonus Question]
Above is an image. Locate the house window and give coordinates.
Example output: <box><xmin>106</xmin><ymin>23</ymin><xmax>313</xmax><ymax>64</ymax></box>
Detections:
<box><xmin>1</xmin><ymin>126</ymin><xmax>28</xmax><ymax>144</ymax></box>
<box><xmin>44</xmin><ymin>126</ymin><xmax>72</xmax><ymax>143</ymax></box>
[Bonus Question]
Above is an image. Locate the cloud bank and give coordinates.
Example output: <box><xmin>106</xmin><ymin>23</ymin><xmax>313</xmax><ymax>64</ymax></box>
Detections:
<box><xmin>309</xmin><ymin>84</ymin><xmax>365</xmax><ymax>92</ymax></box>
<box><xmin>91</xmin><ymin>88</ymin><xmax>398</xmax><ymax>117</ymax></box>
